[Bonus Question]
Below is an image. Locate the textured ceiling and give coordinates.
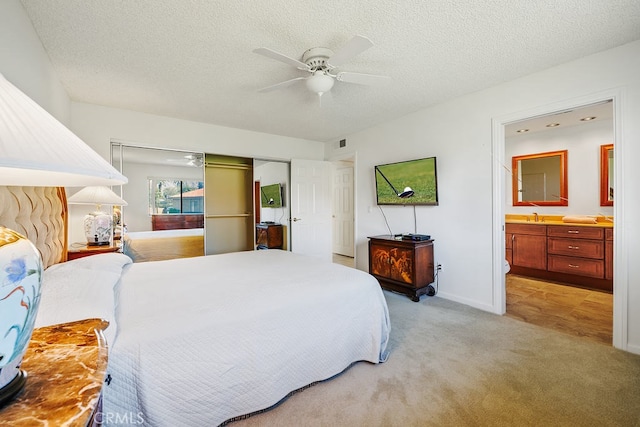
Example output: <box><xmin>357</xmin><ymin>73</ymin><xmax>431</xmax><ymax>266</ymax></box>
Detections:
<box><xmin>19</xmin><ymin>0</ymin><xmax>640</xmax><ymax>143</ymax></box>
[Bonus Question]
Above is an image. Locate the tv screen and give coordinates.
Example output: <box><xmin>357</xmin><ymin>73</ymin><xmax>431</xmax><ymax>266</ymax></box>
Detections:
<box><xmin>260</xmin><ymin>183</ymin><xmax>283</xmax><ymax>208</ymax></box>
<box><xmin>375</xmin><ymin>157</ymin><xmax>438</xmax><ymax>205</ymax></box>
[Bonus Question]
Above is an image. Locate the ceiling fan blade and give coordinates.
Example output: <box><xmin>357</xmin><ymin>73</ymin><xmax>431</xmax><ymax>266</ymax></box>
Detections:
<box><xmin>253</xmin><ymin>48</ymin><xmax>310</xmax><ymax>70</ymax></box>
<box><xmin>326</xmin><ymin>35</ymin><xmax>374</xmax><ymax>67</ymax></box>
<box><xmin>336</xmin><ymin>72</ymin><xmax>390</xmax><ymax>85</ymax></box>
<box><xmin>257</xmin><ymin>77</ymin><xmax>307</xmax><ymax>93</ymax></box>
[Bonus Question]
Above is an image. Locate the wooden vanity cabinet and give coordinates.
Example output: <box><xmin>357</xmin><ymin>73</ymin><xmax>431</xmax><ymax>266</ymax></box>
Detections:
<box><xmin>605</xmin><ymin>228</ymin><xmax>613</xmax><ymax>280</ymax></box>
<box><xmin>506</xmin><ymin>222</ymin><xmax>612</xmax><ymax>292</ymax></box>
<box><xmin>368</xmin><ymin>235</ymin><xmax>434</xmax><ymax>302</ymax></box>
<box><xmin>547</xmin><ymin>225</ymin><xmax>605</xmax><ymax>279</ymax></box>
<box><xmin>507</xmin><ymin>223</ymin><xmax>547</xmax><ymax>270</ymax></box>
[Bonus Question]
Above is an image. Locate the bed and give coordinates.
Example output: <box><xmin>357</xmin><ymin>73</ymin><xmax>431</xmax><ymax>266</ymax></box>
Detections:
<box><xmin>123</xmin><ymin>228</ymin><xmax>205</xmax><ymax>262</ymax></box>
<box><xmin>4</xmin><ymin>186</ymin><xmax>390</xmax><ymax>426</ymax></box>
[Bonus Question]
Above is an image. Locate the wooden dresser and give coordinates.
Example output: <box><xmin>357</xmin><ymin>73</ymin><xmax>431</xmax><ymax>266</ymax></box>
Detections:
<box><xmin>368</xmin><ymin>235</ymin><xmax>435</xmax><ymax>302</ymax></box>
<box><xmin>256</xmin><ymin>223</ymin><xmax>284</xmax><ymax>249</ymax></box>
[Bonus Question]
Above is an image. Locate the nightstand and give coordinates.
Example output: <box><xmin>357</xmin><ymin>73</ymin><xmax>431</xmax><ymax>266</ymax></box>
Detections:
<box><xmin>256</xmin><ymin>223</ymin><xmax>283</xmax><ymax>249</ymax></box>
<box><xmin>0</xmin><ymin>319</ymin><xmax>109</xmax><ymax>426</ymax></box>
<box><xmin>68</xmin><ymin>242</ymin><xmax>122</xmax><ymax>260</ymax></box>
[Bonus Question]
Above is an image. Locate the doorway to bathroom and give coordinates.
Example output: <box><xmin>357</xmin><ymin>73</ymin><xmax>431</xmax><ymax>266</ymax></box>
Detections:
<box><xmin>495</xmin><ymin>98</ymin><xmax>618</xmax><ymax>346</ymax></box>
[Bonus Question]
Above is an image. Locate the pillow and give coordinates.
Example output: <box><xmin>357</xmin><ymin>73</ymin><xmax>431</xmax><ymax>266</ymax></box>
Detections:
<box><xmin>35</xmin><ymin>253</ymin><xmax>132</xmax><ymax>348</ymax></box>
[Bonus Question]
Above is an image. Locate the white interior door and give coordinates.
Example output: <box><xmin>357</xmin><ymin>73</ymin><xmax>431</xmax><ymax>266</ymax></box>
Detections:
<box><xmin>290</xmin><ymin>159</ymin><xmax>332</xmax><ymax>260</ymax></box>
<box><xmin>332</xmin><ymin>163</ymin><xmax>354</xmax><ymax>257</ymax></box>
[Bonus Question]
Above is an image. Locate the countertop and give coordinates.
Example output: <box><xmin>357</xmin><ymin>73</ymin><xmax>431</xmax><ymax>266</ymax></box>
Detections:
<box><xmin>505</xmin><ymin>214</ymin><xmax>613</xmax><ymax>228</ymax></box>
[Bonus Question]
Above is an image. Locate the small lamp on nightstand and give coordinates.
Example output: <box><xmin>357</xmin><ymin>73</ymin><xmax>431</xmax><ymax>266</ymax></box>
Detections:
<box><xmin>67</xmin><ymin>186</ymin><xmax>128</xmax><ymax>246</ymax></box>
<box><xmin>0</xmin><ymin>72</ymin><xmax>127</xmax><ymax>405</ymax></box>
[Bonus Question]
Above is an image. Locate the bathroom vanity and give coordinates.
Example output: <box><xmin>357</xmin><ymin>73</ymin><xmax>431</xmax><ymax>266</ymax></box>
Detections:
<box><xmin>505</xmin><ymin>215</ymin><xmax>613</xmax><ymax>292</ymax></box>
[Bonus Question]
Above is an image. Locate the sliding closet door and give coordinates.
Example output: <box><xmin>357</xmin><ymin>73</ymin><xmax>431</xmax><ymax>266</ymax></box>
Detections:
<box><xmin>204</xmin><ymin>154</ymin><xmax>254</xmax><ymax>255</ymax></box>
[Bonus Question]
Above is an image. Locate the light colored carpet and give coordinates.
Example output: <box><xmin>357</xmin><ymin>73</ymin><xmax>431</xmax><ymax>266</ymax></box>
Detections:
<box><xmin>231</xmin><ymin>291</ymin><xmax>640</xmax><ymax>426</ymax></box>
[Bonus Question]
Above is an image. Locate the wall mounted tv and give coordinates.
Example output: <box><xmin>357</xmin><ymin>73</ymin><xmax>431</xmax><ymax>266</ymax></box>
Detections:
<box><xmin>375</xmin><ymin>157</ymin><xmax>438</xmax><ymax>205</ymax></box>
<box><xmin>260</xmin><ymin>183</ymin><xmax>283</xmax><ymax>208</ymax></box>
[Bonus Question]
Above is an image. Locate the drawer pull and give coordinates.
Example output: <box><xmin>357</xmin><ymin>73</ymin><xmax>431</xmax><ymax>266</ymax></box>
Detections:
<box><xmin>568</xmin><ymin>230</ymin><xmax>580</xmax><ymax>234</ymax></box>
<box><xmin>568</xmin><ymin>264</ymin><xmax>580</xmax><ymax>268</ymax></box>
<box><xmin>568</xmin><ymin>245</ymin><xmax>580</xmax><ymax>250</ymax></box>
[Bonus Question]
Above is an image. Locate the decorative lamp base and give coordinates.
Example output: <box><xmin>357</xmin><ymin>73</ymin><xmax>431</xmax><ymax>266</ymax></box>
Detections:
<box><xmin>0</xmin><ymin>226</ymin><xmax>43</xmax><ymax>407</ymax></box>
<box><xmin>0</xmin><ymin>370</ymin><xmax>26</xmax><ymax>406</ymax></box>
<box><xmin>83</xmin><ymin>211</ymin><xmax>113</xmax><ymax>246</ymax></box>
<box><xmin>87</xmin><ymin>241</ymin><xmax>111</xmax><ymax>247</ymax></box>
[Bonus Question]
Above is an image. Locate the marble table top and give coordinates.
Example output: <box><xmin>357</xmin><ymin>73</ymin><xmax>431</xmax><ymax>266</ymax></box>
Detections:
<box><xmin>0</xmin><ymin>318</ymin><xmax>109</xmax><ymax>426</ymax></box>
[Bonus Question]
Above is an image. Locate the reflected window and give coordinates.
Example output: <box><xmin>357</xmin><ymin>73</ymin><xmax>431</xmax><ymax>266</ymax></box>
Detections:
<box><xmin>148</xmin><ymin>178</ymin><xmax>204</xmax><ymax>214</ymax></box>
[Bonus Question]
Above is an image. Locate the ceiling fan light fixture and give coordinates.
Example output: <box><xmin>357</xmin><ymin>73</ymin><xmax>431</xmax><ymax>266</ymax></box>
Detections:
<box><xmin>306</xmin><ymin>71</ymin><xmax>334</xmax><ymax>96</ymax></box>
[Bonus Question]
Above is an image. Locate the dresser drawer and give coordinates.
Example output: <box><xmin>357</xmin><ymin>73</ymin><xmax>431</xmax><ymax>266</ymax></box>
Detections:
<box><xmin>547</xmin><ymin>238</ymin><xmax>604</xmax><ymax>259</ymax></box>
<box><xmin>547</xmin><ymin>225</ymin><xmax>603</xmax><ymax>240</ymax></box>
<box><xmin>505</xmin><ymin>223</ymin><xmax>546</xmax><ymax>236</ymax></box>
<box><xmin>548</xmin><ymin>254</ymin><xmax>604</xmax><ymax>279</ymax></box>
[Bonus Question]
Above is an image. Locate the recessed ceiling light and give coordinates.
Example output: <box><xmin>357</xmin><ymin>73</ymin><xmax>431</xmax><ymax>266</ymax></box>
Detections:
<box><xmin>516</xmin><ymin>129</ymin><xmax>529</xmax><ymax>133</ymax></box>
<box><xmin>580</xmin><ymin>116</ymin><xmax>597</xmax><ymax>121</ymax></box>
<box><xmin>546</xmin><ymin>123</ymin><xmax>560</xmax><ymax>127</ymax></box>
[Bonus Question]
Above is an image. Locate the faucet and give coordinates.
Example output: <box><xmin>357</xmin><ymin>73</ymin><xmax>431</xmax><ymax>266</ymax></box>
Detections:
<box><xmin>533</xmin><ymin>212</ymin><xmax>539</xmax><ymax>222</ymax></box>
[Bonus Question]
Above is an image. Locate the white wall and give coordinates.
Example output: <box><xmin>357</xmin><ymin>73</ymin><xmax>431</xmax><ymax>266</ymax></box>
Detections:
<box><xmin>505</xmin><ymin>119</ymin><xmax>614</xmax><ymax>215</ymax></box>
<box><xmin>0</xmin><ymin>0</ymin><xmax>70</xmax><ymax>123</ymax></box>
<box><xmin>326</xmin><ymin>40</ymin><xmax>640</xmax><ymax>354</ymax></box>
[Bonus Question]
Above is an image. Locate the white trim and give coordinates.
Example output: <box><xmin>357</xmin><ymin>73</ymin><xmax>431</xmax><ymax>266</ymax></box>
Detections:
<box><xmin>491</xmin><ymin>88</ymin><xmax>628</xmax><ymax>350</ymax></box>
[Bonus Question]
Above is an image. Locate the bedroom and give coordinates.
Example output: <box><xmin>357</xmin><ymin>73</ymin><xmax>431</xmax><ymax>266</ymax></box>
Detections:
<box><xmin>1</xmin><ymin>0</ymin><xmax>640</xmax><ymax>425</ymax></box>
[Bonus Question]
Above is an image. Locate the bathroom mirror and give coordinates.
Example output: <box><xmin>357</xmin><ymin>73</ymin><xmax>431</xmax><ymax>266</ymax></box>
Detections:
<box><xmin>512</xmin><ymin>150</ymin><xmax>568</xmax><ymax>206</ymax></box>
<box><xmin>600</xmin><ymin>143</ymin><xmax>613</xmax><ymax>206</ymax></box>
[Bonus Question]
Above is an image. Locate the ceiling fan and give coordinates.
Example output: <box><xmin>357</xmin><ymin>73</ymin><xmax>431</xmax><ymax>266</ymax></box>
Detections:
<box><xmin>184</xmin><ymin>153</ymin><xmax>203</xmax><ymax>167</ymax></box>
<box><xmin>253</xmin><ymin>35</ymin><xmax>389</xmax><ymax>98</ymax></box>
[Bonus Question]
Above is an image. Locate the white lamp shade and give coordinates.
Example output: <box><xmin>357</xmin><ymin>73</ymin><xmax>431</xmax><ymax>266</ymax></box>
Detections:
<box><xmin>67</xmin><ymin>186</ymin><xmax>128</xmax><ymax>206</ymax></box>
<box><xmin>0</xmin><ymin>73</ymin><xmax>127</xmax><ymax>187</ymax></box>
<box><xmin>306</xmin><ymin>71</ymin><xmax>335</xmax><ymax>95</ymax></box>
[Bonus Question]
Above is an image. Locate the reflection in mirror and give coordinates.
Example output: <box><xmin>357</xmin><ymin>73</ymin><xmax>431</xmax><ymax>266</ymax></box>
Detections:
<box><xmin>512</xmin><ymin>150</ymin><xmax>568</xmax><ymax>206</ymax></box>
<box><xmin>254</xmin><ymin>159</ymin><xmax>291</xmax><ymax>250</ymax></box>
<box><xmin>600</xmin><ymin>143</ymin><xmax>613</xmax><ymax>206</ymax></box>
<box><xmin>110</xmin><ymin>142</ymin><xmax>205</xmax><ymax>262</ymax></box>
<box><xmin>111</xmin><ymin>143</ymin><xmax>204</xmax><ymax>232</ymax></box>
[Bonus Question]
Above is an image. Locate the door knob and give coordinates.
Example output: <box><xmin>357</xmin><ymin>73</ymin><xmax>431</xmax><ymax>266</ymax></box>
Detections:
<box><xmin>293</xmin><ymin>217</ymin><xmax>302</xmax><ymax>222</ymax></box>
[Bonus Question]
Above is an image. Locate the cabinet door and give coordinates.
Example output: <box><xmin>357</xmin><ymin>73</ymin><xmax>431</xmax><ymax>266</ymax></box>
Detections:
<box><xmin>388</xmin><ymin>247</ymin><xmax>414</xmax><ymax>284</ymax></box>
<box><xmin>370</xmin><ymin>243</ymin><xmax>391</xmax><ymax>278</ymax></box>
<box><xmin>512</xmin><ymin>234</ymin><xmax>547</xmax><ymax>270</ymax></box>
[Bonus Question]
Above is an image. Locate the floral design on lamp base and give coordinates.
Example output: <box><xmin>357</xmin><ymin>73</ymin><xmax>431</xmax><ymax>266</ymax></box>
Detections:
<box><xmin>83</xmin><ymin>211</ymin><xmax>112</xmax><ymax>246</ymax></box>
<box><xmin>0</xmin><ymin>226</ymin><xmax>42</xmax><ymax>405</ymax></box>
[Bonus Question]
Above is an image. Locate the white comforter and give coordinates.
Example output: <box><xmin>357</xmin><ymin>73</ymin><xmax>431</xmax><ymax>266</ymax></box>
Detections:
<box><xmin>102</xmin><ymin>250</ymin><xmax>390</xmax><ymax>426</ymax></box>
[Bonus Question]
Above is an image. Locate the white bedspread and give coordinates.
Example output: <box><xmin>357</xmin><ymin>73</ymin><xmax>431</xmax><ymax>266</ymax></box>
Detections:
<box><xmin>103</xmin><ymin>249</ymin><xmax>390</xmax><ymax>426</ymax></box>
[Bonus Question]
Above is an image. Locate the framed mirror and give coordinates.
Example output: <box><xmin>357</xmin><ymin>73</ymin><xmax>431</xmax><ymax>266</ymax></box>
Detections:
<box><xmin>512</xmin><ymin>150</ymin><xmax>568</xmax><ymax>206</ymax></box>
<box><xmin>600</xmin><ymin>143</ymin><xmax>614</xmax><ymax>206</ymax></box>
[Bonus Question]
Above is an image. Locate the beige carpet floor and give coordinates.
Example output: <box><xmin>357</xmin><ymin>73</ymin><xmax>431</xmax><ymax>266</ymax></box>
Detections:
<box><xmin>231</xmin><ymin>291</ymin><xmax>640</xmax><ymax>426</ymax></box>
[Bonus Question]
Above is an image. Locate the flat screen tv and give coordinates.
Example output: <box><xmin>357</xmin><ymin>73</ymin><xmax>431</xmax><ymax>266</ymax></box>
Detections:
<box><xmin>260</xmin><ymin>183</ymin><xmax>283</xmax><ymax>208</ymax></box>
<box><xmin>375</xmin><ymin>157</ymin><xmax>438</xmax><ymax>205</ymax></box>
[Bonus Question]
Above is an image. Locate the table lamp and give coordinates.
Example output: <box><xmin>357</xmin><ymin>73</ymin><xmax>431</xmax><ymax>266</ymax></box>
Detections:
<box><xmin>0</xmin><ymin>72</ymin><xmax>127</xmax><ymax>405</ymax></box>
<box><xmin>67</xmin><ymin>186</ymin><xmax>128</xmax><ymax>246</ymax></box>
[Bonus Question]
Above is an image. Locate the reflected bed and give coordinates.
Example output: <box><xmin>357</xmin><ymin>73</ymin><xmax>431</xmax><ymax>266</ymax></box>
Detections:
<box><xmin>123</xmin><ymin>228</ymin><xmax>204</xmax><ymax>262</ymax></box>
